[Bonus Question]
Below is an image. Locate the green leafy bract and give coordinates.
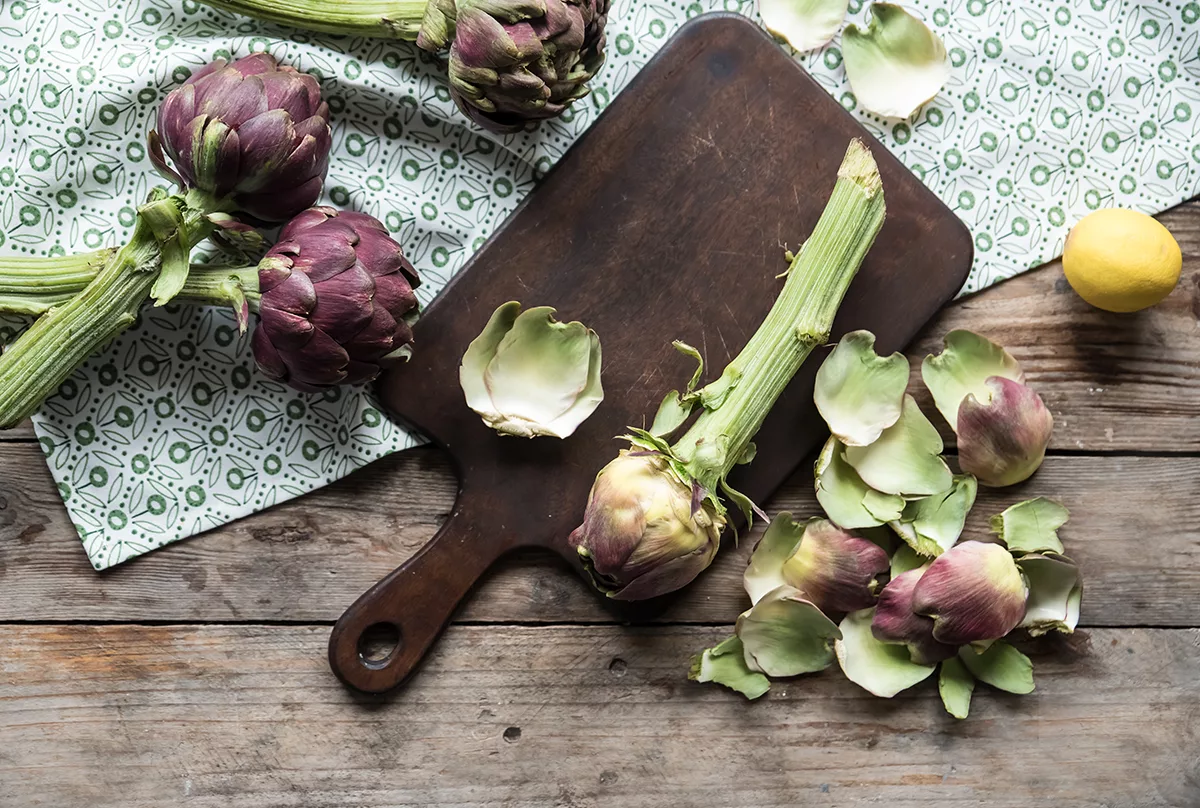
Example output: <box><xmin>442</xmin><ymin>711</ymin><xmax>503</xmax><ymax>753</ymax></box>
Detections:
<box><xmin>938</xmin><ymin>656</ymin><xmax>975</xmax><ymax>719</ymax></box>
<box><xmin>841</xmin><ymin>3</ymin><xmax>951</xmax><ymax>119</ymax></box>
<box><xmin>815</xmin><ymin>436</ymin><xmax>904</xmax><ymax>529</ymax></box>
<box><xmin>814</xmin><ymin>330</ymin><xmax>909</xmax><ymax>447</ymax></box>
<box><xmin>835</xmin><ymin>607</ymin><xmax>936</xmax><ymax>697</ymax></box>
<box><xmin>888</xmin><ymin>474</ymin><xmax>977</xmax><ymax>556</ymax></box>
<box><xmin>761</xmin><ymin>0</ymin><xmax>851</xmax><ymax>53</ymax></box>
<box><xmin>737</xmin><ymin>585</ymin><xmax>842</xmax><ymax>677</ymax></box>
<box><xmin>843</xmin><ymin>395</ymin><xmax>952</xmax><ymax>497</ymax></box>
<box><xmin>959</xmin><ymin>641</ymin><xmax>1035</xmax><ymax>694</ymax></box>
<box><xmin>990</xmin><ymin>497</ymin><xmax>1069</xmax><ymax>554</ymax></box>
<box><xmin>1017</xmin><ymin>553</ymin><xmax>1083</xmax><ymax>636</ymax></box>
<box><xmin>689</xmin><ymin>636</ymin><xmax>771</xmax><ymax>700</ymax></box>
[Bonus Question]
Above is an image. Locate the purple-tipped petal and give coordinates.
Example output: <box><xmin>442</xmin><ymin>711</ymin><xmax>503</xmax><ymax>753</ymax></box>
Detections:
<box><xmin>251</xmin><ymin>326</ymin><xmax>288</xmax><ymax>381</ymax></box>
<box><xmin>309</xmin><ymin>264</ymin><xmax>376</xmax><ymax>341</ymax></box>
<box><xmin>780</xmin><ymin>519</ymin><xmax>890</xmax><ymax>614</ymax></box>
<box><xmin>230</xmin><ymin>52</ymin><xmax>280</xmax><ymax>77</ymax></box>
<box><xmin>958</xmin><ymin>376</ymin><xmax>1054</xmax><ymax>487</ymax></box>
<box><xmin>278</xmin><ymin>206</ymin><xmax>337</xmax><ymax>239</ymax></box>
<box><xmin>872</xmin><ymin>567</ymin><xmax>958</xmax><ymax>664</ymax></box>
<box><xmin>912</xmin><ymin>541</ymin><xmax>1028</xmax><ymax>646</ymax></box>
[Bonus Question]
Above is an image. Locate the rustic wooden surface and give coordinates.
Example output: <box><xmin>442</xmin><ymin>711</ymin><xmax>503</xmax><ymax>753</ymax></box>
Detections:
<box><xmin>2</xmin><ymin>201</ymin><xmax>1199</xmax><ymax>806</ymax></box>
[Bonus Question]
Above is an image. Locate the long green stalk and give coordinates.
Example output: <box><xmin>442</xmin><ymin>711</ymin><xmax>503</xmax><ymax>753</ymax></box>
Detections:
<box><xmin>200</xmin><ymin>0</ymin><xmax>428</xmax><ymax>38</ymax></box>
<box><xmin>0</xmin><ymin>190</ymin><xmax>221</xmax><ymax>428</ymax></box>
<box><xmin>0</xmin><ymin>261</ymin><xmax>260</xmax><ymax>317</ymax></box>
<box><xmin>671</xmin><ymin>139</ymin><xmax>887</xmax><ymax>488</ymax></box>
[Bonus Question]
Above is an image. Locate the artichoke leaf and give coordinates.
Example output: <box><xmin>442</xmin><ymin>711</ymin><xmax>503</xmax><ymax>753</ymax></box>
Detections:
<box><xmin>815</xmin><ymin>436</ymin><xmax>904</xmax><ymax>529</ymax></box>
<box><xmin>842</xmin><ymin>3</ymin><xmax>950</xmax><ymax>119</ymax></box>
<box><xmin>958</xmin><ymin>641</ymin><xmax>1035</xmax><ymax>694</ymax></box>
<box><xmin>990</xmin><ymin>497</ymin><xmax>1069</xmax><ymax>555</ymax></box>
<box><xmin>888</xmin><ymin>474</ymin><xmax>977</xmax><ymax>557</ymax></box>
<box><xmin>744</xmin><ymin>513</ymin><xmax>805</xmax><ymax>605</ymax></box>
<box><xmin>761</xmin><ymin>0</ymin><xmax>851</xmax><ymax>53</ymax></box>
<box><xmin>1017</xmin><ymin>553</ymin><xmax>1082</xmax><ymax>636</ymax></box>
<box><xmin>835</xmin><ymin>607</ymin><xmax>936</xmax><ymax>697</ymax></box>
<box><xmin>737</xmin><ymin>585</ymin><xmax>842</xmax><ymax>677</ymax></box>
<box><xmin>688</xmin><ymin>635</ymin><xmax>771</xmax><ymax>699</ymax></box>
<box><xmin>814</xmin><ymin>330</ymin><xmax>909</xmax><ymax>446</ymax></box>
<box><xmin>938</xmin><ymin>656</ymin><xmax>975</xmax><ymax>719</ymax></box>
<box><xmin>843</xmin><ymin>395</ymin><xmax>952</xmax><ymax>496</ymax></box>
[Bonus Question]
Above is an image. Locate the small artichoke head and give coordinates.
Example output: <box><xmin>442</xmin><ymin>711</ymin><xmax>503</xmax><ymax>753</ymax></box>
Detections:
<box><xmin>569</xmin><ymin>451</ymin><xmax>723</xmax><ymax>600</ymax></box>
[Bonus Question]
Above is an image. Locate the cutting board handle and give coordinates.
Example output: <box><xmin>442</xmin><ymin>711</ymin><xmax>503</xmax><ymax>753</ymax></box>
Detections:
<box><xmin>327</xmin><ymin>501</ymin><xmax>505</xmax><ymax>693</ymax></box>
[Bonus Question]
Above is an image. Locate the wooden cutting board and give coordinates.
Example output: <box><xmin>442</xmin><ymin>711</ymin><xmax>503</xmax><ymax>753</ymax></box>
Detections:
<box><xmin>328</xmin><ymin>13</ymin><xmax>973</xmax><ymax>693</ymax></box>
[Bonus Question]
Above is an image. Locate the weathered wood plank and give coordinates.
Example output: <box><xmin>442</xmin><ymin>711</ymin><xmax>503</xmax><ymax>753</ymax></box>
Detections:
<box><xmin>909</xmin><ymin>200</ymin><xmax>1200</xmax><ymax>452</ymax></box>
<box><xmin>3</xmin><ymin>444</ymin><xmax>1198</xmax><ymax>626</ymax></box>
<box><xmin>0</xmin><ymin>624</ymin><xmax>1195</xmax><ymax>808</ymax></box>
<box><xmin>0</xmin><ymin>419</ymin><xmax>34</xmax><ymax>441</ymax></box>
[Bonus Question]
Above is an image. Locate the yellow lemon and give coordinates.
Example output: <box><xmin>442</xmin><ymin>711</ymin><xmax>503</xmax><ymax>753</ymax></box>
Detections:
<box><xmin>1062</xmin><ymin>208</ymin><xmax>1182</xmax><ymax>313</ymax></box>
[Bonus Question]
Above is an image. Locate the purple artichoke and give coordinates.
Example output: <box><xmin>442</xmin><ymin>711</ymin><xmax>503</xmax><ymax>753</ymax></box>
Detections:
<box><xmin>251</xmin><ymin>207</ymin><xmax>421</xmax><ymax>392</ymax></box>
<box><xmin>417</xmin><ymin>0</ymin><xmax>609</xmax><ymax>133</ymax></box>
<box><xmin>151</xmin><ymin>53</ymin><xmax>332</xmax><ymax>223</ymax></box>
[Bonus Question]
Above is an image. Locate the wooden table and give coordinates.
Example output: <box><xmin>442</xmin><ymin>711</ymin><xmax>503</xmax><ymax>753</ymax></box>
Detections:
<box><xmin>2</xmin><ymin>203</ymin><xmax>1199</xmax><ymax>807</ymax></box>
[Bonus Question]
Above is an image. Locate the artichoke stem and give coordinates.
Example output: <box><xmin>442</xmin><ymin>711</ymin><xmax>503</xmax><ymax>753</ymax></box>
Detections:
<box><xmin>198</xmin><ymin>0</ymin><xmax>429</xmax><ymax>39</ymax></box>
<box><xmin>671</xmin><ymin>140</ymin><xmax>887</xmax><ymax>488</ymax></box>
<box><xmin>0</xmin><ymin>193</ymin><xmax>217</xmax><ymax>429</ymax></box>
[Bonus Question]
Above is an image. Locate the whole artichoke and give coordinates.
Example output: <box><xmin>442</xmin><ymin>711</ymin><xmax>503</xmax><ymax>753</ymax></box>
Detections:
<box><xmin>151</xmin><ymin>53</ymin><xmax>332</xmax><ymax>223</ymax></box>
<box><xmin>251</xmin><ymin>208</ymin><xmax>421</xmax><ymax>392</ymax></box>
<box><xmin>418</xmin><ymin>0</ymin><xmax>610</xmax><ymax>133</ymax></box>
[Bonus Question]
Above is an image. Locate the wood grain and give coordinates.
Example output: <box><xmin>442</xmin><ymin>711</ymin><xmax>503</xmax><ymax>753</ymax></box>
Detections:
<box><xmin>0</xmin><ymin>623</ymin><xmax>1196</xmax><ymax>808</ymax></box>
<box><xmin>0</xmin><ymin>419</ymin><xmax>34</xmax><ymax>440</ymax></box>
<box><xmin>4</xmin><ymin>442</ymin><xmax>1198</xmax><ymax>626</ymax></box>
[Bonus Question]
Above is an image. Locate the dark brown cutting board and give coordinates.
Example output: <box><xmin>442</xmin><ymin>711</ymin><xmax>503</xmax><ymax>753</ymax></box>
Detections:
<box><xmin>328</xmin><ymin>13</ymin><xmax>973</xmax><ymax>693</ymax></box>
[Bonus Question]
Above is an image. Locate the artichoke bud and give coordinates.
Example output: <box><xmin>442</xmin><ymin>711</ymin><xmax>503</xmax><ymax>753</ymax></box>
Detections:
<box><xmin>871</xmin><ymin>566</ymin><xmax>958</xmax><ymax>664</ymax></box>
<box><xmin>910</xmin><ymin>541</ymin><xmax>1028</xmax><ymax>647</ymax></box>
<box><xmin>569</xmin><ymin>451</ymin><xmax>723</xmax><ymax>601</ymax></box>
<box><xmin>251</xmin><ymin>207</ymin><xmax>421</xmax><ymax>392</ymax></box>
<box><xmin>417</xmin><ymin>0</ymin><xmax>609</xmax><ymax>133</ymax></box>
<box><xmin>154</xmin><ymin>53</ymin><xmax>332</xmax><ymax>223</ymax></box>
<box><xmin>957</xmin><ymin>376</ymin><xmax>1054</xmax><ymax>487</ymax></box>
<box><xmin>779</xmin><ymin>518</ymin><xmax>891</xmax><ymax>614</ymax></box>
<box><xmin>460</xmin><ymin>301</ymin><xmax>603</xmax><ymax>438</ymax></box>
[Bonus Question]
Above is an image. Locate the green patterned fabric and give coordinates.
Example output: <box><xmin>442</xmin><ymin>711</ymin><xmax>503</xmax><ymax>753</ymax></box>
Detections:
<box><xmin>0</xmin><ymin>0</ymin><xmax>1196</xmax><ymax>568</ymax></box>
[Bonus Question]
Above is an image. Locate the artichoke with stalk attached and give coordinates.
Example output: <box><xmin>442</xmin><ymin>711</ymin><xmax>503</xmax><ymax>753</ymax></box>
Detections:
<box><xmin>196</xmin><ymin>0</ymin><xmax>609</xmax><ymax>133</ymax></box>
<box><xmin>0</xmin><ymin>53</ymin><xmax>334</xmax><ymax>428</ymax></box>
<box><xmin>569</xmin><ymin>140</ymin><xmax>888</xmax><ymax>600</ymax></box>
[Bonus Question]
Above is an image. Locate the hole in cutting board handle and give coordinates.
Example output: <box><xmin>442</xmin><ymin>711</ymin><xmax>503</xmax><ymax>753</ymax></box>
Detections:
<box><xmin>358</xmin><ymin>622</ymin><xmax>402</xmax><ymax>670</ymax></box>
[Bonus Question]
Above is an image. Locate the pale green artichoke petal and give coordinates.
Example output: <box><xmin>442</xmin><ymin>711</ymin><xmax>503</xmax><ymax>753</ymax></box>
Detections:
<box><xmin>737</xmin><ymin>585</ymin><xmax>842</xmax><ymax>677</ymax></box>
<box><xmin>888</xmin><ymin>474</ymin><xmax>977</xmax><ymax>557</ymax></box>
<box><xmin>938</xmin><ymin>656</ymin><xmax>975</xmax><ymax>719</ymax></box>
<box><xmin>744</xmin><ymin>514</ymin><xmax>807</xmax><ymax>605</ymax></box>
<box><xmin>842</xmin><ymin>3</ymin><xmax>950</xmax><ymax>119</ymax></box>
<box><xmin>460</xmin><ymin>300</ymin><xmax>521</xmax><ymax>415</ymax></box>
<box><xmin>761</xmin><ymin>0</ymin><xmax>851</xmax><ymax>53</ymax></box>
<box><xmin>843</xmin><ymin>395</ymin><xmax>952</xmax><ymax>496</ymax></box>
<box><xmin>814</xmin><ymin>330</ymin><xmax>909</xmax><ymax>446</ymax></box>
<box><xmin>921</xmin><ymin>330</ymin><xmax>1025</xmax><ymax>430</ymax></box>
<box><xmin>815</xmin><ymin>437</ymin><xmax>904</xmax><ymax>529</ymax></box>
<box><xmin>990</xmin><ymin>497</ymin><xmax>1069</xmax><ymax>555</ymax></box>
<box><xmin>958</xmin><ymin>641</ymin><xmax>1035</xmax><ymax>694</ymax></box>
<box><xmin>650</xmin><ymin>390</ymin><xmax>693</xmax><ymax>438</ymax></box>
<box><xmin>835</xmin><ymin>607</ymin><xmax>936</xmax><ymax>697</ymax></box>
<box><xmin>549</xmin><ymin>324</ymin><xmax>603</xmax><ymax>436</ymax></box>
<box><xmin>688</xmin><ymin>635</ymin><xmax>771</xmax><ymax>700</ymax></box>
<box><xmin>462</xmin><ymin>302</ymin><xmax>603</xmax><ymax>438</ymax></box>
<box><xmin>890</xmin><ymin>543</ymin><xmax>927</xmax><ymax>578</ymax></box>
<box><xmin>1017</xmin><ymin>554</ymin><xmax>1082</xmax><ymax>636</ymax></box>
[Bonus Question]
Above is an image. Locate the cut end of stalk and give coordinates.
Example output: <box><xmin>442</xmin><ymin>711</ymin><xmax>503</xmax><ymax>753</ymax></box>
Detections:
<box><xmin>837</xmin><ymin>139</ymin><xmax>883</xmax><ymax>197</ymax></box>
